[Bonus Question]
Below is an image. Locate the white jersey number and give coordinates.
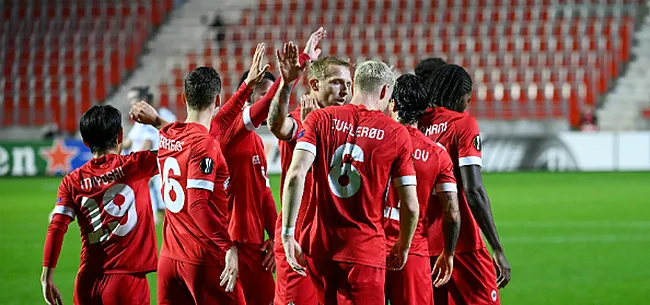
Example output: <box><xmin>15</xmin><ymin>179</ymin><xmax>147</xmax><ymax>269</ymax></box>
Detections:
<box><xmin>328</xmin><ymin>144</ymin><xmax>364</xmax><ymax>198</ymax></box>
<box><xmin>161</xmin><ymin>157</ymin><xmax>185</xmax><ymax>213</ymax></box>
<box><xmin>81</xmin><ymin>183</ymin><xmax>138</xmax><ymax>244</ymax></box>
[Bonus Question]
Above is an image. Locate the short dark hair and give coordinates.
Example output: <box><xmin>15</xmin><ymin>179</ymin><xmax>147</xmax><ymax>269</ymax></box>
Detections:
<box><xmin>415</xmin><ymin>57</ymin><xmax>447</xmax><ymax>86</ymax></box>
<box><xmin>427</xmin><ymin>64</ymin><xmax>473</xmax><ymax>112</ymax></box>
<box><xmin>238</xmin><ymin>70</ymin><xmax>276</xmax><ymax>87</ymax></box>
<box><xmin>128</xmin><ymin>86</ymin><xmax>154</xmax><ymax>104</ymax></box>
<box><xmin>184</xmin><ymin>66</ymin><xmax>222</xmax><ymax>111</ymax></box>
<box><xmin>391</xmin><ymin>74</ymin><xmax>429</xmax><ymax>125</ymax></box>
<box><xmin>79</xmin><ymin>105</ymin><xmax>122</xmax><ymax>154</ymax></box>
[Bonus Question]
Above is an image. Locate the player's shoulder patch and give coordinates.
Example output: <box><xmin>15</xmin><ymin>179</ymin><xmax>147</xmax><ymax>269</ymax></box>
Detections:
<box><xmin>200</xmin><ymin>157</ymin><xmax>214</xmax><ymax>174</ymax></box>
<box><xmin>473</xmin><ymin>134</ymin><xmax>481</xmax><ymax>151</ymax></box>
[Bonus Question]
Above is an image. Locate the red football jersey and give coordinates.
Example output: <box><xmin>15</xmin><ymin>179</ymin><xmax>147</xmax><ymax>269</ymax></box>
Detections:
<box><xmin>52</xmin><ymin>152</ymin><xmax>159</xmax><ymax>274</ymax></box>
<box><xmin>219</xmin><ymin>106</ymin><xmax>273</xmax><ymax>245</ymax></box>
<box><xmin>158</xmin><ymin>122</ymin><xmax>232</xmax><ymax>265</ymax></box>
<box><xmin>418</xmin><ymin>107</ymin><xmax>485</xmax><ymax>254</ymax></box>
<box><xmin>275</xmin><ymin>105</ymin><xmax>316</xmax><ymax>247</ymax></box>
<box><xmin>383</xmin><ymin>126</ymin><xmax>456</xmax><ymax>257</ymax></box>
<box><xmin>296</xmin><ymin>104</ymin><xmax>416</xmax><ymax>268</ymax></box>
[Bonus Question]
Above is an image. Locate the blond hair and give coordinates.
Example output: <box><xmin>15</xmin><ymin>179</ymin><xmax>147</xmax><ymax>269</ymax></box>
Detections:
<box><xmin>307</xmin><ymin>56</ymin><xmax>351</xmax><ymax>81</ymax></box>
<box><xmin>353</xmin><ymin>60</ymin><xmax>395</xmax><ymax>95</ymax></box>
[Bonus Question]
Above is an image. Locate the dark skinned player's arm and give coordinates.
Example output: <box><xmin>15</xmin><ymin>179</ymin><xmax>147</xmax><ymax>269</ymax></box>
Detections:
<box><xmin>459</xmin><ymin>165</ymin><xmax>504</xmax><ymax>253</ymax></box>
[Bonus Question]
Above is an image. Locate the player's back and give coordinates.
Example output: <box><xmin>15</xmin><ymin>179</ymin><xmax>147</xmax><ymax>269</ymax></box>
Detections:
<box><xmin>298</xmin><ymin>104</ymin><xmax>415</xmax><ymax>268</ymax></box>
<box><xmin>158</xmin><ymin>122</ymin><xmax>231</xmax><ymax>265</ymax></box>
<box><xmin>418</xmin><ymin>107</ymin><xmax>485</xmax><ymax>254</ymax></box>
<box><xmin>384</xmin><ymin>126</ymin><xmax>455</xmax><ymax>257</ymax></box>
<box><xmin>57</xmin><ymin>152</ymin><xmax>159</xmax><ymax>274</ymax></box>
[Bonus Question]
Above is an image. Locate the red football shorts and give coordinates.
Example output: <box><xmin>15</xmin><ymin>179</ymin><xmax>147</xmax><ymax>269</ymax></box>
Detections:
<box><xmin>274</xmin><ymin>242</ymin><xmax>319</xmax><ymax>305</ymax></box>
<box><xmin>73</xmin><ymin>272</ymin><xmax>150</xmax><ymax>305</ymax></box>
<box><xmin>385</xmin><ymin>254</ymin><xmax>434</xmax><ymax>305</ymax></box>
<box><xmin>431</xmin><ymin>247</ymin><xmax>500</xmax><ymax>305</ymax></box>
<box><xmin>237</xmin><ymin>242</ymin><xmax>275</xmax><ymax>305</ymax></box>
<box><xmin>157</xmin><ymin>256</ymin><xmax>246</xmax><ymax>305</ymax></box>
<box><xmin>305</xmin><ymin>256</ymin><xmax>385</xmax><ymax>305</ymax></box>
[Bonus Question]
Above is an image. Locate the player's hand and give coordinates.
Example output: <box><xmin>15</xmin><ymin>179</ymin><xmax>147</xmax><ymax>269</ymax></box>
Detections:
<box><xmin>244</xmin><ymin>43</ymin><xmax>271</xmax><ymax>86</ymax></box>
<box><xmin>41</xmin><ymin>268</ymin><xmax>63</xmax><ymax>305</ymax></box>
<box><xmin>387</xmin><ymin>241</ymin><xmax>409</xmax><ymax>271</ymax></box>
<box><xmin>260</xmin><ymin>239</ymin><xmax>276</xmax><ymax>273</ymax></box>
<box><xmin>220</xmin><ymin>246</ymin><xmax>239</xmax><ymax>292</ymax></box>
<box><xmin>493</xmin><ymin>251</ymin><xmax>511</xmax><ymax>289</ymax></box>
<box><xmin>432</xmin><ymin>251</ymin><xmax>454</xmax><ymax>288</ymax></box>
<box><xmin>281</xmin><ymin>235</ymin><xmax>307</xmax><ymax>277</ymax></box>
<box><xmin>277</xmin><ymin>41</ymin><xmax>307</xmax><ymax>84</ymax></box>
<box><xmin>300</xmin><ymin>95</ymin><xmax>321</xmax><ymax>121</ymax></box>
<box><xmin>303</xmin><ymin>27</ymin><xmax>326</xmax><ymax>60</ymax></box>
<box><xmin>129</xmin><ymin>101</ymin><xmax>160</xmax><ymax>126</ymax></box>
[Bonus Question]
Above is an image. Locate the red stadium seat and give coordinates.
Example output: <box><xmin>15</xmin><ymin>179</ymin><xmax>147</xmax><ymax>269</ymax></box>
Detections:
<box><xmin>145</xmin><ymin>0</ymin><xmax>640</xmax><ymax>123</ymax></box>
<box><xmin>0</xmin><ymin>2</ymin><xmax>171</xmax><ymax>130</ymax></box>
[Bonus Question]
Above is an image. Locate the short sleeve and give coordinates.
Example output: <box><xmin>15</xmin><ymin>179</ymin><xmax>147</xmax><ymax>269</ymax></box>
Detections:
<box><xmin>52</xmin><ymin>177</ymin><xmax>76</xmax><ymax>219</ymax></box>
<box><xmin>187</xmin><ymin>136</ymin><xmax>221</xmax><ymax>191</ymax></box>
<box><xmin>457</xmin><ymin>116</ymin><xmax>482</xmax><ymax>167</ymax></box>
<box><xmin>294</xmin><ymin>109</ymin><xmax>320</xmax><ymax>156</ymax></box>
<box><xmin>132</xmin><ymin>151</ymin><xmax>159</xmax><ymax>178</ymax></box>
<box><xmin>286</xmin><ymin>112</ymin><xmax>302</xmax><ymax>142</ymax></box>
<box><xmin>391</xmin><ymin>127</ymin><xmax>417</xmax><ymax>187</ymax></box>
<box><xmin>434</xmin><ymin>148</ymin><xmax>457</xmax><ymax>193</ymax></box>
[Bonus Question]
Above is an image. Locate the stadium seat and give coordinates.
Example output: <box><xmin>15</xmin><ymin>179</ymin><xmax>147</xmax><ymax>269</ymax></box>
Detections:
<box><xmin>1</xmin><ymin>0</ymin><xmax>175</xmax><ymax>133</ymax></box>
<box><xmin>154</xmin><ymin>0</ymin><xmax>640</xmax><ymax>123</ymax></box>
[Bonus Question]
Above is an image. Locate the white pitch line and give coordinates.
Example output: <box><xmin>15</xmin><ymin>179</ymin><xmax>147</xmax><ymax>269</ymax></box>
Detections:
<box><xmin>498</xmin><ymin>221</ymin><xmax>650</xmax><ymax>229</ymax></box>
<box><xmin>503</xmin><ymin>234</ymin><xmax>650</xmax><ymax>244</ymax></box>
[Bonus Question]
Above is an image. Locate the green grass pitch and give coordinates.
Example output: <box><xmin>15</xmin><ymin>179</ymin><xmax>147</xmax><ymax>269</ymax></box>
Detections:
<box><xmin>1</xmin><ymin>172</ymin><xmax>650</xmax><ymax>304</ymax></box>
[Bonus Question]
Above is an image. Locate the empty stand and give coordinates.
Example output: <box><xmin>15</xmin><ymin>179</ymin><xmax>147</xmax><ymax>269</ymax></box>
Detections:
<box><xmin>158</xmin><ymin>0</ymin><xmax>639</xmax><ymax>126</ymax></box>
<box><xmin>1</xmin><ymin>0</ymin><xmax>175</xmax><ymax>133</ymax></box>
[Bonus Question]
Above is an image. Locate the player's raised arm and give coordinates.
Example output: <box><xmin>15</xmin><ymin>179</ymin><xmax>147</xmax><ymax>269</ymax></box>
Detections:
<box><xmin>212</xmin><ymin>43</ymin><xmax>270</xmax><ymax>136</ymax></box>
<box><xmin>268</xmin><ymin>38</ymin><xmax>316</xmax><ymax>141</ymax></box>
<box><xmin>244</xmin><ymin>27</ymin><xmax>323</xmax><ymax>131</ymax></box>
<box><xmin>130</xmin><ymin>101</ymin><xmax>169</xmax><ymax>130</ymax></box>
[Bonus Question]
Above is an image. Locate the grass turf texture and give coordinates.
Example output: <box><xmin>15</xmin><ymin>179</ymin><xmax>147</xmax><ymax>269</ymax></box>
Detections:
<box><xmin>1</xmin><ymin>172</ymin><xmax>649</xmax><ymax>305</ymax></box>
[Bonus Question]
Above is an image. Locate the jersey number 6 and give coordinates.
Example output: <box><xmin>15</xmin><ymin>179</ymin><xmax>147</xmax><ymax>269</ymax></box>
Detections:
<box><xmin>162</xmin><ymin>157</ymin><xmax>185</xmax><ymax>213</ymax></box>
<box><xmin>328</xmin><ymin>143</ymin><xmax>364</xmax><ymax>198</ymax></box>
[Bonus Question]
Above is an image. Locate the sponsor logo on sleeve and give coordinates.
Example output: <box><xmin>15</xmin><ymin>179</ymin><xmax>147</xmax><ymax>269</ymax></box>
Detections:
<box><xmin>56</xmin><ymin>198</ymin><xmax>62</xmax><ymax>203</ymax></box>
<box><xmin>473</xmin><ymin>135</ymin><xmax>482</xmax><ymax>151</ymax></box>
<box><xmin>200</xmin><ymin>158</ymin><xmax>214</xmax><ymax>175</ymax></box>
<box><xmin>297</xmin><ymin>130</ymin><xmax>305</xmax><ymax>139</ymax></box>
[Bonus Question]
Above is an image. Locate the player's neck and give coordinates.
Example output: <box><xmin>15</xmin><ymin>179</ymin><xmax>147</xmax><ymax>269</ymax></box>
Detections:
<box><xmin>350</xmin><ymin>94</ymin><xmax>381</xmax><ymax>111</ymax></box>
<box><xmin>93</xmin><ymin>148</ymin><xmax>120</xmax><ymax>159</ymax></box>
<box><xmin>185</xmin><ymin>110</ymin><xmax>212</xmax><ymax>130</ymax></box>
